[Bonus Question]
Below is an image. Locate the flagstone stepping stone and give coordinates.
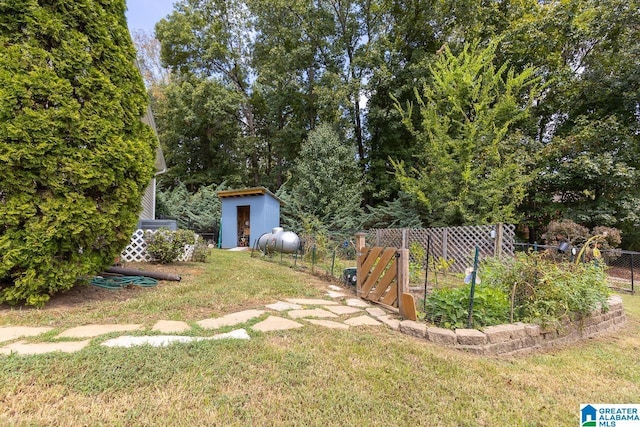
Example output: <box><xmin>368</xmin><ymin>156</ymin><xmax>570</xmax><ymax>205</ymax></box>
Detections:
<box><xmin>0</xmin><ymin>339</ymin><xmax>91</xmax><ymax>355</ymax></box>
<box><xmin>265</xmin><ymin>301</ymin><xmax>303</xmax><ymax>312</ymax></box>
<box><xmin>152</xmin><ymin>320</ymin><xmax>191</xmax><ymax>334</ymax></box>
<box><xmin>326</xmin><ymin>291</ymin><xmax>348</xmax><ymax>298</ymax></box>
<box><xmin>328</xmin><ymin>285</ymin><xmax>344</xmax><ymax>291</ymax></box>
<box><xmin>285</xmin><ymin>298</ymin><xmax>338</xmax><ymax>306</ymax></box>
<box><xmin>378</xmin><ymin>315</ymin><xmax>401</xmax><ymax>331</ymax></box>
<box><xmin>323</xmin><ymin>305</ymin><xmax>362</xmax><ymax>315</ymax></box>
<box><xmin>0</xmin><ymin>326</ymin><xmax>53</xmax><ymax>343</ymax></box>
<box><xmin>344</xmin><ymin>315</ymin><xmax>382</xmax><ymax>327</ymax></box>
<box><xmin>101</xmin><ymin>329</ymin><xmax>250</xmax><ymax>348</ymax></box>
<box><xmin>305</xmin><ymin>319</ymin><xmax>350</xmax><ymax>330</ymax></box>
<box><xmin>345</xmin><ymin>298</ymin><xmax>371</xmax><ymax>308</ymax></box>
<box><xmin>287</xmin><ymin>308</ymin><xmax>338</xmax><ymax>319</ymax></box>
<box><xmin>57</xmin><ymin>324</ymin><xmax>143</xmax><ymax>339</ymax></box>
<box><xmin>251</xmin><ymin>316</ymin><xmax>304</xmax><ymax>332</ymax></box>
<box><xmin>197</xmin><ymin>309</ymin><xmax>265</xmax><ymax>330</ymax></box>
<box><xmin>366</xmin><ymin>307</ymin><xmax>387</xmax><ymax>318</ymax></box>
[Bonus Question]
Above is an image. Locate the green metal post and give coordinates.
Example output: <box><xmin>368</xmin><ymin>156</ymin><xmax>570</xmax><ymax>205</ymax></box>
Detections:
<box><xmin>467</xmin><ymin>246</ymin><xmax>480</xmax><ymax>329</ymax></box>
<box><xmin>312</xmin><ymin>245</ymin><xmax>316</xmax><ymax>273</ymax></box>
<box><xmin>331</xmin><ymin>249</ymin><xmax>336</xmax><ymax>278</ymax></box>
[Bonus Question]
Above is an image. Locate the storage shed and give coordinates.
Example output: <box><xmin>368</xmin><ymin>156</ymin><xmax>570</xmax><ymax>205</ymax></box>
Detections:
<box><xmin>217</xmin><ymin>187</ymin><xmax>283</xmax><ymax>249</ymax></box>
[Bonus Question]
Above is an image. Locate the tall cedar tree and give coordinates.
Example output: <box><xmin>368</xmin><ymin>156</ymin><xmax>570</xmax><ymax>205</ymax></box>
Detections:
<box><xmin>0</xmin><ymin>0</ymin><xmax>156</xmax><ymax>305</ymax></box>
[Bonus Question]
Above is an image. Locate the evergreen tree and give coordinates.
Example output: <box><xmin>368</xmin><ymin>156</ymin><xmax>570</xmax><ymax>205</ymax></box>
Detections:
<box><xmin>286</xmin><ymin>123</ymin><xmax>363</xmax><ymax>230</ymax></box>
<box><xmin>0</xmin><ymin>1</ymin><xmax>156</xmax><ymax>305</ymax></box>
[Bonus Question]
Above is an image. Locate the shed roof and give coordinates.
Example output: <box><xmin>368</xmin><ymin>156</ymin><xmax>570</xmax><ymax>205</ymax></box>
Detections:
<box><xmin>217</xmin><ymin>187</ymin><xmax>284</xmax><ymax>204</ymax></box>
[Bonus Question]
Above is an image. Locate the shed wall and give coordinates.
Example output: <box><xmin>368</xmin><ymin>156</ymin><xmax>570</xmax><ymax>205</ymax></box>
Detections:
<box><xmin>220</xmin><ymin>194</ymin><xmax>280</xmax><ymax>248</ymax></box>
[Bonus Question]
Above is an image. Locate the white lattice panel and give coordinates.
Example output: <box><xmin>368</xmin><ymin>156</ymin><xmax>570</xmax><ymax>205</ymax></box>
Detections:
<box><xmin>366</xmin><ymin>224</ymin><xmax>515</xmax><ymax>273</ymax></box>
<box><xmin>121</xmin><ymin>229</ymin><xmax>198</xmax><ymax>263</ymax></box>
<box><xmin>121</xmin><ymin>229</ymin><xmax>152</xmax><ymax>262</ymax></box>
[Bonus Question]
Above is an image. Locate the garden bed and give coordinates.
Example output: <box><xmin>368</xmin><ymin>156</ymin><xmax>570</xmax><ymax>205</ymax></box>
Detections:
<box><xmin>397</xmin><ymin>296</ymin><xmax>625</xmax><ymax>356</ymax></box>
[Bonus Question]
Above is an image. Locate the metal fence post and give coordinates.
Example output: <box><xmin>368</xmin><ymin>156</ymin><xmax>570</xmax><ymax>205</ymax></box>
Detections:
<box><xmin>331</xmin><ymin>248</ymin><xmax>336</xmax><ymax>278</ymax></box>
<box><xmin>631</xmin><ymin>252</ymin><xmax>635</xmax><ymax>294</ymax></box>
<box><xmin>312</xmin><ymin>245</ymin><xmax>316</xmax><ymax>273</ymax></box>
<box><xmin>467</xmin><ymin>246</ymin><xmax>480</xmax><ymax>329</ymax></box>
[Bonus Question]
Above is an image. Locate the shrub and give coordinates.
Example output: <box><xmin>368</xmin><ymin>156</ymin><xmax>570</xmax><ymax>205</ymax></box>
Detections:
<box><xmin>483</xmin><ymin>253</ymin><xmax>610</xmax><ymax>326</ymax></box>
<box><xmin>190</xmin><ymin>243</ymin><xmax>210</xmax><ymax>263</ymax></box>
<box><xmin>0</xmin><ymin>1</ymin><xmax>155</xmax><ymax>306</ymax></box>
<box><xmin>145</xmin><ymin>229</ymin><xmax>197</xmax><ymax>264</ymax></box>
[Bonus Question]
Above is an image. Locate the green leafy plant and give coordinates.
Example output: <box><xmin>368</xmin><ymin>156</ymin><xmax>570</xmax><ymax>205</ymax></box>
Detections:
<box><xmin>409</xmin><ymin>241</ymin><xmax>426</xmax><ymax>284</ymax></box>
<box><xmin>190</xmin><ymin>242</ymin><xmax>210</xmax><ymax>263</ymax></box>
<box><xmin>423</xmin><ymin>285</ymin><xmax>510</xmax><ymax>329</ymax></box>
<box><xmin>483</xmin><ymin>253</ymin><xmax>610</xmax><ymax>326</ymax></box>
<box><xmin>145</xmin><ymin>229</ymin><xmax>197</xmax><ymax>264</ymax></box>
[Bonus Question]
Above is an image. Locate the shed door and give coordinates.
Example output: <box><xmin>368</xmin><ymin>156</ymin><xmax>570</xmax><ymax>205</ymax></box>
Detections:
<box><xmin>237</xmin><ymin>206</ymin><xmax>250</xmax><ymax>246</ymax></box>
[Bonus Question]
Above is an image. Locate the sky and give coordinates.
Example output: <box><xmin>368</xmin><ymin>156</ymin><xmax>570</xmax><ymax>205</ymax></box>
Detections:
<box><xmin>125</xmin><ymin>0</ymin><xmax>176</xmax><ymax>34</ymax></box>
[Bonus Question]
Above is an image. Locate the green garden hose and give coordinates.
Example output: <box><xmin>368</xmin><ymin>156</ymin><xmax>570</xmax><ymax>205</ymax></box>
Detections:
<box><xmin>91</xmin><ymin>276</ymin><xmax>158</xmax><ymax>289</ymax></box>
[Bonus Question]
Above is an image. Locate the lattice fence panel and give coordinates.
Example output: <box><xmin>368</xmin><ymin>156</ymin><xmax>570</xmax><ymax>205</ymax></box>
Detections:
<box><xmin>365</xmin><ymin>224</ymin><xmax>515</xmax><ymax>273</ymax></box>
<box><xmin>121</xmin><ymin>229</ymin><xmax>150</xmax><ymax>262</ymax></box>
<box><xmin>121</xmin><ymin>229</ymin><xmax>197</xmax><ymax>263</ymax></box>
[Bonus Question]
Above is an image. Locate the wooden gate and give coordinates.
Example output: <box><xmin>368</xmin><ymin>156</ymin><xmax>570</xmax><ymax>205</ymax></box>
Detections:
<box><xmin>357</xmin><ymin>246</ymin><xmax>400</xmax><ymax>307</ymax></box>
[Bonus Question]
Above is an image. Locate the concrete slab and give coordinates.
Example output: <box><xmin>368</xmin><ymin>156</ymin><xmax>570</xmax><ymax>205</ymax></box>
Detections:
<box><xmin>0</xmin><ymin>339</ymin><xmax>91</xmax><ymax>355</ymax></box>
<box><xmin>197</xmin><ymin>309</ymin><xmax>265</xmax><ymax>330</ymax></box>
<box><xmin>366</xmin><ymin>307</ymin><xmax>387</xmax><ymax>318</ymax></box>
<box><xmin>305</xmin><ymin>319</ymin><xmax>350</xmax><ymax>330</ymax></box>
<box><xmin>152</xmin><ymin>320</ymin><xmax>191</xmax><ymax>334</ymax></box>
<box><xmin>252</xmin><ymin>316</ymin><xmax>304</xmax><ymax>332</ymax></box>
<box><xmin>344</xmin><ymin>315</ymin><xmax>381</xmax><ymax>327</ymax></box>
<box><xmin>323</xmin><ymin>305</ymin><xmax>362</xmax><ymax>315</ymax></box>
<box><xmin>326</xmin><ymin>291</ymin><xmax>349</xmax><ymax>298</ymax></box>
<box><xmin>265</xmin><ymin>301</ymin><xmax>303</xmax><ymax>312</ymax></box>
<box><xmin>0</xmin><ymin>326</ymin><xmax>53</xmax><ymax>343</ymax></box>
<box><xmin>57</xmin><ymin>324</ymin><xmax>143</xmax><ymax>339</ymax></box>
<box><xmin>285</xmin><ymin>298</ymin><xmax>339</xmax><ymax>306</ymax></box>
<box><xmin>345</xmin><ymin>298</ymin><xmax>370</xmax><ymax>308</ymax></box>
<box><xmin>287</xmin><ymin>308</ymin><xmax>338</xmax><ymax>319</ymax></box>
<box><xmin>101</xmin><ymin>329</ymin><xmax>250</xmax><ymax>348</ymax></box>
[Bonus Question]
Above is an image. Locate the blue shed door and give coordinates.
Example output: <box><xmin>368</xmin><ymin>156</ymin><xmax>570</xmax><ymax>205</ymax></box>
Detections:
<box><xmin>237</xmin><ymin>205</ymin><xmax>250</xmax><ymax>247</ymax></box>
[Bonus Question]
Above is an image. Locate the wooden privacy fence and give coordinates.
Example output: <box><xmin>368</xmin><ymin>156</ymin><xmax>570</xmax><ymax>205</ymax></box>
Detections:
<box><xmin>365</xmin><ymin>224</ymin><xmax>515</xmax><ymax>273</ymax></box>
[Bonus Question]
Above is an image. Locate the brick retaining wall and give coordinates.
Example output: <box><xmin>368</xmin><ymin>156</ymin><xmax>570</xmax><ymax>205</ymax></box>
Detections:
<box><xmin>398</xmin><ymin>296</ymin><xmax>625</xmax><ymax>356</ymax></box>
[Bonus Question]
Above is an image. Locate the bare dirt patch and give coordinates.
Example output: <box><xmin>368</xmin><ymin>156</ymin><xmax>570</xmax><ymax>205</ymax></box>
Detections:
<box><xmin>0</xmin><ymin>262</ymin><xmax>204</xmax><ymax>313</ymax></box>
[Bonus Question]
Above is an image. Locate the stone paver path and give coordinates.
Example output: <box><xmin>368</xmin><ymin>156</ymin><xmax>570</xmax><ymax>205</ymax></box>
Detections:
<box><xmin>287</xmin><ymin>308</ymin><xmax>338</xmax><ymax>319</ymax></box>
<box><xmin>152</xmin><ymin>320</ymin><xmax>191</xmax><ymax>333</ymax></box>
<box><xmin>57</xmin><ymin>324</ymin><xmax>143</xmax><ymax>339</ymax></box>
<box><xmin>0</xmin><ymin>326</ymin><xmax>53</xmax><ymax>343</ymax></box>
<box><xmin>0</xmin><ymin>284</ymin><xmax>396</xmax><ymax>356</ymax></box>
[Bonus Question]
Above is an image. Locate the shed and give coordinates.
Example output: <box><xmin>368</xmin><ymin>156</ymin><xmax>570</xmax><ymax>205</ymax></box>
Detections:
<box><xmin>217</xmin><ymin>187</ymin><xmax>283</xmax><ymax>248</ymax></box>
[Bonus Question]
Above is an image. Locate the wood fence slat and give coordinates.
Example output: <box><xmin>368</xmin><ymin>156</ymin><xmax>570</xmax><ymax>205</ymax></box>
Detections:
<box><xmin>361</xmin><ymin>248</ymin><xmax>396</xmax><ymax>297</ymax></box>
<box><xmin>381</xmin><ymin>281</ymin><xmax>398</xmax><ymax>306</ymax></box>
<box><xmin>361</xmin><ymin>247</ymin><xmax>384</xmax><ymax>276</ymax></box>
<box><xmin>369</xmin><ymin>257</ymin><xmax>398</xmax><ymax>301</ymax></box>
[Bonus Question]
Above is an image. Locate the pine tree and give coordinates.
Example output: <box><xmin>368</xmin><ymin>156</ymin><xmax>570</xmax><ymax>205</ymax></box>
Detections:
<box><xmin>0</xmin><ymin>0</ymin><xmax>156</xmax><ymax>305</ymax></box>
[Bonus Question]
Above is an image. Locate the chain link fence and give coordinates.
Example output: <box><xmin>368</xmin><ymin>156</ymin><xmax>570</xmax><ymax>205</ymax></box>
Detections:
<box><xmin>250</xmin><ymin>231</ymin><xmax>359</xmax><ymax>285</ymax></box>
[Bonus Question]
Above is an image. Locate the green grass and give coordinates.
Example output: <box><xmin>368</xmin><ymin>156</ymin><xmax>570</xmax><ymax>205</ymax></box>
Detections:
<box><xmin>0</xmin><ymin>250</ymin><xmax>639</xmax><ymax>426</ymax></box>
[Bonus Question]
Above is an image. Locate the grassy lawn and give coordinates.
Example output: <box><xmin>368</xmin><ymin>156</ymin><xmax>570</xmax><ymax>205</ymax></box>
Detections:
<box><xmin>0</xmin><ymin>250</ymin><xmax>638</xmax><ymax>426</ymax></box>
